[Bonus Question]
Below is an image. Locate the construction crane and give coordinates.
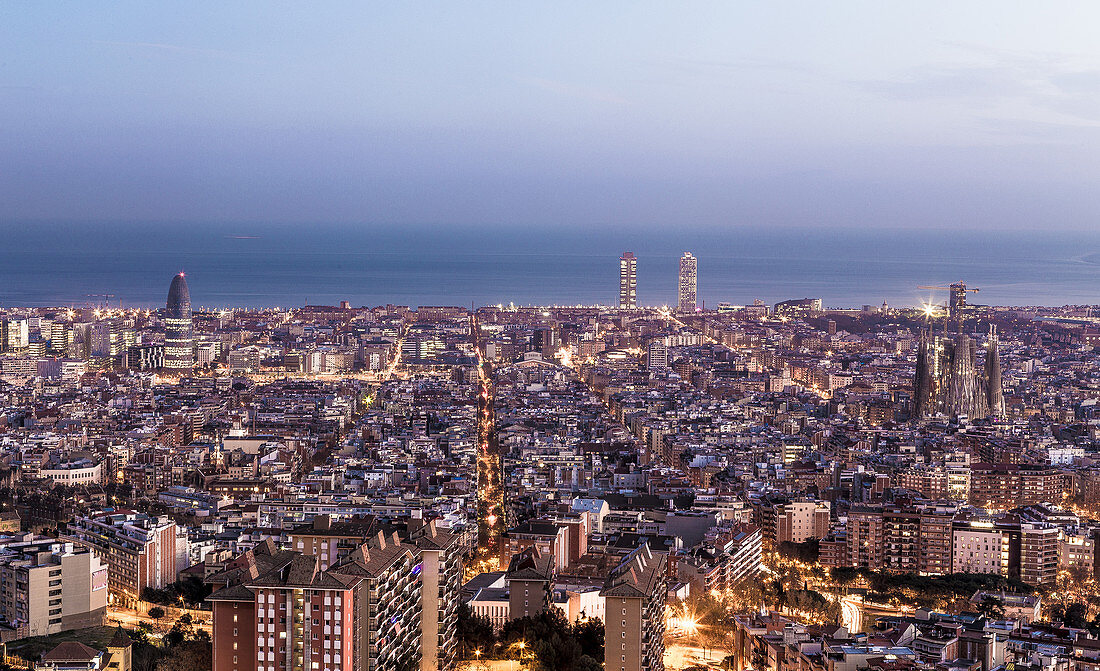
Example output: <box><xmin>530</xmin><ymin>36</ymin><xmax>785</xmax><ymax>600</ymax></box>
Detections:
<box><xmin>85</xmin><ymin>294</ymin><xmax>116</xmax><ymax>309</ymax></box>
<box><xmin>917</xmin><ymin>282</ymin><xmax>979</xmax><ymax>332</ymax></box>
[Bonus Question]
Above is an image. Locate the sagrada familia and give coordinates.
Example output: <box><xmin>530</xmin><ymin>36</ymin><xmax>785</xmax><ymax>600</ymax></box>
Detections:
<box><xmin>913</xmin><ymin>325</ymin><xmax>1005</xmax><ymax>421</ymax></box>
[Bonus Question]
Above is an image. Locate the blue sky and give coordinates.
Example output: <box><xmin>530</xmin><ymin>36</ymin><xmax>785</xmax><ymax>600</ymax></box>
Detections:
<box><xmin>3</xmin><ymin>2</ymin><xmax>1100</xmax><ymax>230</ymax></box>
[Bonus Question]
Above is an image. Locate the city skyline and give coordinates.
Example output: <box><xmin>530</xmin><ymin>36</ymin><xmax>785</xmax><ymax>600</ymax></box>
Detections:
<box><xmin>5</xmin><ymin>5</ymin><xmax>1100</xmax><ymax>671</ymax></box>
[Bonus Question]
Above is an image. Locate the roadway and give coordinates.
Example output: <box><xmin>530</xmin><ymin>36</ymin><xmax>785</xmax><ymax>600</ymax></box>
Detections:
<box><xmin>107</xmin><ymin>605</ymin><xmax>212</xmax><ymax>636</ymax></box>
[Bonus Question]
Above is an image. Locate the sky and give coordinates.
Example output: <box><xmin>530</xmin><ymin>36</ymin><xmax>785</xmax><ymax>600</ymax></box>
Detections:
<box><xmin>3</xmin><ymin>2</ymin><xmax>1100</xmax><ymax>231</ymax></box>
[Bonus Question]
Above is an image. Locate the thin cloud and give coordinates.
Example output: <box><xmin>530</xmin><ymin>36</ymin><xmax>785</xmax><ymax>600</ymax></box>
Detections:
<box><xmin>856</xmin><ymin>50</ymin><xmax>1100</xmax><ymax>123</ymax></box>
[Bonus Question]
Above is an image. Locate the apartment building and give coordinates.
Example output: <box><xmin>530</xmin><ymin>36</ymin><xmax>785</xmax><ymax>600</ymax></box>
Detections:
<box><xmin>68</xmin><ymin>511</ymin><xmax>182</xmax><ymax>606</ymax></box>
<box><xmin>0</xmin><ymin>536</ymin><xmax>107</xmax><ymax>635</ymax></box>
<box><xmin>407</xmin><ymin>521</ymin><xmax>462</xmax><ymax>671</ymax></box>
<box><xmin>968</xmin><ymin>464</ymin><xmax>1066</xmax><ymax>510</ymax></box>
<box><xmin>211</xmin><ymin>525</ymin><xmax>460</xmax><ymax>671</ymax></box>
<box><xmin>505</xmin><ymin>547</ymin><xmax>554</xmax><ymax>621</ymax></box>
<box><xmin>775</xmin><ymin>500</ymin><xmax>830</xmax><ymax>544</ymax></box>
<box><xmin>601</xmin><ymin>544</ymin><xmax>667</xmax><ymax>671</ymax></box>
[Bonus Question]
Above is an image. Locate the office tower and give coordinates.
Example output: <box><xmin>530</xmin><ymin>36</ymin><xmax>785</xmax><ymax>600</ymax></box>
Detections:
<box><xmin>646</xmin><ymin>341</ymin><xmax>668</xmax><ymax>371</ymax></box>
<box><xmin>2</xmin><ymin>319</ymin><xmax>29</xmax><ymax>351</ymax></box>
<box><xmin>48</xmin><ymin>321</ymin><xmax>69</xmax><ymax>353</ymax></box>
<box><xmin>89</xmin><ymin>322</ymin><xmax>117</xmax><ymax>358</ymax></box>
<box><xmin>164</xmin><ymin>272</ymin><xmax>194</xmax><ymax>370</ymax></box>
<box><xmin>601</xmin><ymin>545</ymin><xmax>667</xmax><ymax>671</ymax></box>
<box><xmin>678</xmin><ymin>252</ymin><xmax>697</xmax><ymax>312</ymax></box>
<box><xmin>619</xmin><ymin>252</ymin><xmax>637</xmax><ymax>309</ymax></box>
<box><xmin>126</xmin><ymin>344</ymin><xmax>165</xmax><ymax>371</ymax></box>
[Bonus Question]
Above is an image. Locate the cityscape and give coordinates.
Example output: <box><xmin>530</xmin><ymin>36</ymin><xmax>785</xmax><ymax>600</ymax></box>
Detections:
<box><xmin>0</xmin><ymin>254</ymin><xmax>1099</xmax><ymax>671</ymax></box>
<box><xmin>5</xmin><ymin>3</ymin><xmax>1100</xmax><ymax>671</ymax></box>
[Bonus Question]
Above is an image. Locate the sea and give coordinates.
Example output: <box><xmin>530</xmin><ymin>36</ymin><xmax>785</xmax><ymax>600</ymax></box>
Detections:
<box><xmin>1</xmin><ymin>222</ymin><xmax>1098</xmax><ymax>310</ymax></box>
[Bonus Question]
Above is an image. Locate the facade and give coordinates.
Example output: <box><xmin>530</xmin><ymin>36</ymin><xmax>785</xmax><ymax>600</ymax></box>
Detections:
<box><xmin>69</xmin><ymin>512</ymin><xmax>181</xmax><ymax>606</ymax></box>
<box><xmin>646</xmin><ymin>341</ymin><xmax>668</xmax><ymax>371</ymax></box>
<box><xmin>846</xmin><ymin>506</ymin><xmax>884</xmax><ymax>569</ymax></box>
<box><xmin>678</xmin><ymin>252</ymin><xmax>697</xmax><ymax>312</ymax></box>
<box><xmin>914</xmin><ymin>329</ymin><xmax>1005</xmax><ymax>421</ymax></box>
<box><xmin>39</xmin><ymin>459</ymin><xmax>104</xmax><ymax>486</ymax></box>
<box><xmin>968</xmin><ymin>464</ymin><xmax>1065</xmax><ymax>510</ymax></box>
<box><xmin>213</xmin><ymin>525</ymin><xmax>460</xmax><ymax>671</ymax></box>
<box><xmin>951</xmin><ymin>518</ymin><xmax>1008</xmax><ymax>576</ymax></box>
<box><xmin>164</xmin><ymin>272</ymin><xmax>194</xmax><ymax>371</ymax></box>
<box><xmin>407</xmin><ymin>521</ymin><xmax>462</xmax><ymax>671</ymax></box>
<box><xmin>619</xmin><ymin>252</ymin><xmax>637</xmax><ymax>309</ymax></box>
<box><xmin>775</xmin><ymin>500</ymin><xmax>830</xmax><ymax>544</ymax></box>
<box><xmin>505</xmin><ymin>547</ymin><xmax>554</xmax><ymax>621</ymax></box>
<box><xmin>126</xmin><ymin>344</ymin><xmax>164</xmax><ymax>371</ymax></box>
<box><xmin>0</xmin><ymin>537</ymin><xmax>107</xmax><ymax>636</ymax></box>
<box><xmin>1018</xmin><ymin>524</ymin><xmax>1059</xmax><ymax>587</ymax></box>
<box><xmin>209</xmin><ymin>535</ymin><xmax>426</xmax><ymax>671</ymax></box>
<box><xmin>601</xmin><ymin>545</ymin><xmax>667</xmax><ymax>671</ymax></box>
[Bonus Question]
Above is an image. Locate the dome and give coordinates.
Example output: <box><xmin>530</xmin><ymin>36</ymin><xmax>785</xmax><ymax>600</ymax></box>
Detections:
<box><xmin>166</xmin><ymin>272</ymin><xmax>191</xmax><ymax>317</ymax></box>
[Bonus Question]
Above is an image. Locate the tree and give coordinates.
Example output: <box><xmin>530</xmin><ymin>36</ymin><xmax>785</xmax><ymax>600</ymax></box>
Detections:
<box><xmin>175</xmin><ymin>577</ymin><xmax>212</xmax><ymax>605</ymax></box>
<box><xmin>456</xmin><ymin>603</ymin><xmax>496</xmax><ymax>659</ymax></box>
<box><xmin>499</xmin><ymin>610</ymin><xmax>595</xmax><ymax>671</ymax></box>
<box><xmin>156</xmin><ymin>640</ymin><xmax>210</xmax><ymax>671</ymax></box>
<box><xmin>976</xmin><ymin>596</ymin><xmax>1006</xmax><ymax>621</ymax></box>
<box><xmin>572</xmin><ymin>617</ymin><xmax>603</xmax><ymax>659</ymax></box>
<box><xmin>148</xmin><ymin>606</ymin><xmax>165</xmax><ymax>625</ymax></box>
<box><xmin>1062</xmin><ymin>602</ymin><xmax>1089</xmax><ymax>628</ymax></box>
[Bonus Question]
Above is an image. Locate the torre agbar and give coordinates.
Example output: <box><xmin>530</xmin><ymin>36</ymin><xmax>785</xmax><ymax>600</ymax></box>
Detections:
<box><xmin>164</xmin><ymin>272</ymin><xmax>194</xmax><ymax>370</ymax></box>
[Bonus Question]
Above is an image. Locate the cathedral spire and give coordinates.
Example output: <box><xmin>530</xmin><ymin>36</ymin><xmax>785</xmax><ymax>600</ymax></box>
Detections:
<box><xmin>985</xmin><ymin>325</ymin><xmax>1005</xmax><ymax>419</ymax></box>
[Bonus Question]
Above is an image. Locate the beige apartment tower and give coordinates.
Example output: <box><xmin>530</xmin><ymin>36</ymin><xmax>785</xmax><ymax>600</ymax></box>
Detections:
<box><xmin>601</xmin><ymin>545</ymin><xmax>667</xmax><ymax>671</ymax></box>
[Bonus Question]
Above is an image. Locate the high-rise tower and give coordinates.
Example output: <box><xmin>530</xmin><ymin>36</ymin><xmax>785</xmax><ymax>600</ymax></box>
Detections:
<box><xmin>619</xmin><ymin>252</ymin><xmax>637</xmax><ymax>309</ymax></box>
<box><xmin>678</xmin><ymin>252</ymin><xmax>697</xmax><ymax>312</ymax></box>
<box><xmin>164</xmin><ymin>272</ymin><xmax>194</xmax><ymax>371</ymax></box>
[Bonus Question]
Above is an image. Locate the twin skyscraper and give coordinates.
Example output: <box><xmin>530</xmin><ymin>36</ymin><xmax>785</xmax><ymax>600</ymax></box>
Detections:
<box><xmin>618</xmin><ymin>251</ymin><xmax>697</xmax><ymax>312</ymax></box>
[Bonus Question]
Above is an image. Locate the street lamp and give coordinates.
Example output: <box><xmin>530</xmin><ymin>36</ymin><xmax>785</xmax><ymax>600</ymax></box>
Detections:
<box><xmin>509</xmin><ymin>641</ymin><xmax>526</xmax><ymax>671</ymax></box>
